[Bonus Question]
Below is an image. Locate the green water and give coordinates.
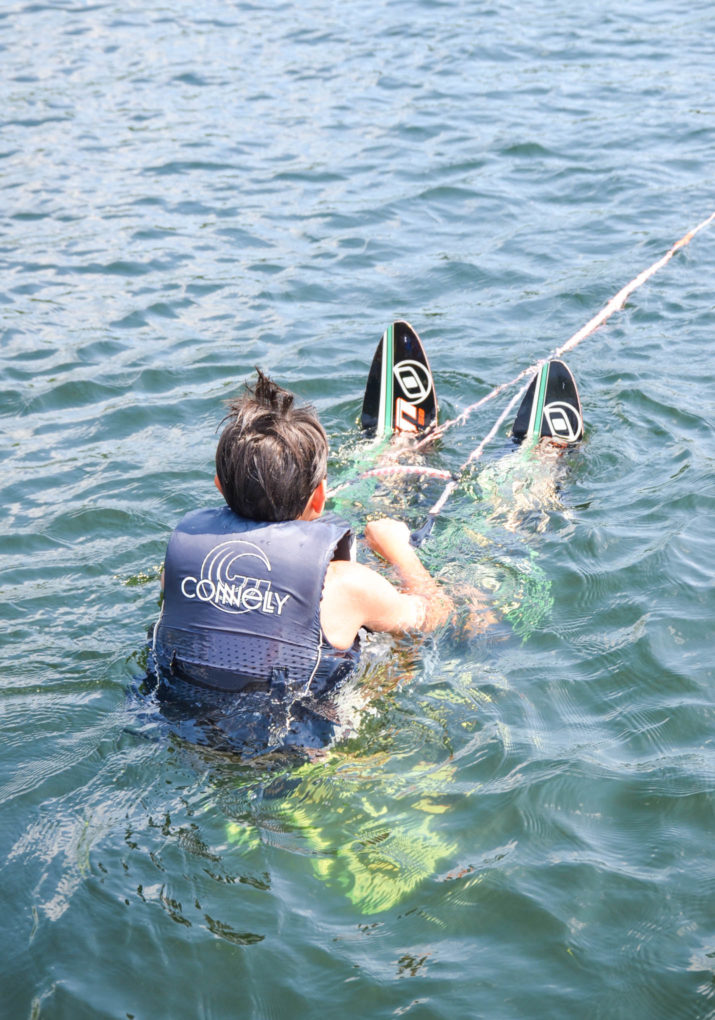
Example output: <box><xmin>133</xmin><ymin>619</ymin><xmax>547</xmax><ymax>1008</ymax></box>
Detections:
<box><xmin>1</xmin><ymin>1</ymin><xmax>714</xmax><ymax>1018</ymax></box>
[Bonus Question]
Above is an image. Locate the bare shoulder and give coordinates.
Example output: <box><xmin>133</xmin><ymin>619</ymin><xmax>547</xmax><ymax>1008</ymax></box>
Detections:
<box><xmin>325</xmin><ymin>558</ymin><xmax>421</xmax><ymax>610</ymax></box>
<box><xmin>320</xmin><ymin>559</ymin><xmax>426</xmax><ymax>649</ymax></box>
<box><xmin>324</xmin><ymin>557</ymin><xmax>383</xmax><ymax>592</ymax></box>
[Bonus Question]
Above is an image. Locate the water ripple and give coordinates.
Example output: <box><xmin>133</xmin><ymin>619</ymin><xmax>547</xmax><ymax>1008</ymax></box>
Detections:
<box><xmin>2</xmin><ymin>0</ymin><xmax>715</xmax><ymax>1016</ymax></box>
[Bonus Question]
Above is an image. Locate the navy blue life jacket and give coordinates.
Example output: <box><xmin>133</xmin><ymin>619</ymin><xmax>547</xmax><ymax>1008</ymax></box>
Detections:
<box><xmin>152</xmin><ymin>507</ymin><xmax>359</xmax><ymax>695</ymax></box>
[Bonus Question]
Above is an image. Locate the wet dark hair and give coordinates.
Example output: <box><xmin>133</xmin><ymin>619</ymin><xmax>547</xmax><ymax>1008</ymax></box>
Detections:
<box><xmin>215</xmin><ymin>369</ymin><xmax>328</xmax><ymax>522</ymax></box>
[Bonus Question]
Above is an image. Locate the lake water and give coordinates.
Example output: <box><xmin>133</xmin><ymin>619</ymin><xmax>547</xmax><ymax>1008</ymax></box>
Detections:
<box><xmin>1</xmin><ymin>1</ymin><xmax>714</xmax><ymax>1017</ymax></box>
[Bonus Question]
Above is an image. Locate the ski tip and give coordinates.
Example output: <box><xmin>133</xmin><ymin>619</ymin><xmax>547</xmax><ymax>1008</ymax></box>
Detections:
<box><xmin>361</xmin><ymin>321</ymin><xmax>438</xmax><ymax>436</ymax></box>
<box><xmin>511</xmin><ymin>359</ymin><xmax>583</xmax><ymax>445</ymax></box>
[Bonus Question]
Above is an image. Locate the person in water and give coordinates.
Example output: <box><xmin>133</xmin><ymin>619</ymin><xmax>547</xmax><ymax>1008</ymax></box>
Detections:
<box><xmin>150</xmin><ymin>370</ymin><xmax>452</xmax><ymax>750</ymax></box>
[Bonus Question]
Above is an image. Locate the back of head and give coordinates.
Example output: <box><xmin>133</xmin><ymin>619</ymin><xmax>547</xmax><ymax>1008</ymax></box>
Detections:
<box><xmin>215</xmin><ymin>369</ymin><xmax>328</xmax><ymax>521</ymax></box>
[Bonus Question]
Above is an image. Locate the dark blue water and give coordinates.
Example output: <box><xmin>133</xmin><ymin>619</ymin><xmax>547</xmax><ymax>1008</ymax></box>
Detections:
<box><xmin>1</xmin><ymin>2</ymin><xmax>714</xmax><ymax>1018</ymax></box>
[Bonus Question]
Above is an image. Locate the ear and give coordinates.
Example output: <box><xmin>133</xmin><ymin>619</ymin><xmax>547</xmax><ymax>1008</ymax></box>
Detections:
<box><xmin>303</xmin><ymin>478</ymin><xmax>327</xmax><ymax>520</ymax></box>
<box><xmin>214</xmin><ymin>474</ymin><xmax>224</xmax><ymax>495</ymax></box>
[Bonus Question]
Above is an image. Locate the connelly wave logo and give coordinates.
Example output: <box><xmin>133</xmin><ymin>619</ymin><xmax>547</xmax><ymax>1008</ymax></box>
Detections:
<box><xmin>180</xmin><ymin>540</ymin><xmax>290</xmax><ymax>616</ymax></box>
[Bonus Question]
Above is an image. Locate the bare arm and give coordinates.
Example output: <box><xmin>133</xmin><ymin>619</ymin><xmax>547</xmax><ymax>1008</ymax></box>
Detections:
<box><xmin>320</xmin><ymin>518</ymin><xmax>453</xmax><ymax>649</ymax></box>
<box><xmin>363</xmin><ymin>518</ymin><xmax>453</xmax><ymax>631</ymax></box>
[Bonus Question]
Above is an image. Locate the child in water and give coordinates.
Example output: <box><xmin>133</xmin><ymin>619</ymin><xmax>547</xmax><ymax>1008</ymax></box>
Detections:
<box><xmin>148</xmin><ymin>358</ymin><xmax>581</xmax><ymax>754</ymax></box>
<box><xmin>149</xmin><ymin>370</ymin><xmax>454</xmax><ymax>753</ymax></box>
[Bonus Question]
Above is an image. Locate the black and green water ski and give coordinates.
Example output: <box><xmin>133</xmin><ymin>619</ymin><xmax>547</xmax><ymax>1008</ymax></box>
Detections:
<box><xmin>361</xmin><ymin>321</ymin><xmax>437</xmax><ymax>436</ymax></box>
<box><xmin>511</xmin><ymin>359</ymin><xmax>583</xmax><ymax>444</ymax></box>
